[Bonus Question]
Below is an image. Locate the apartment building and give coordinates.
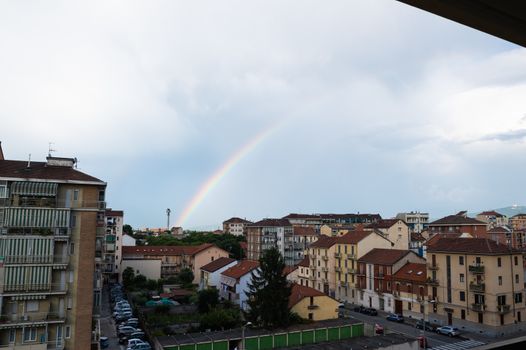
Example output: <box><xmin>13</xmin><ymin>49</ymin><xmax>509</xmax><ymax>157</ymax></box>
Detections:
<box><xmin>365</xmin><ymin>219</ymin><xmax>410</xmax><ymax>250</ymax></box>
<box><xmin>0</xmin><ymin>147</ymin><xmax>107</xmax><ymax>349</ymax></box>
<box><xmin>319</xmin><ymin>225</ymin><xmax>355</xmax><ymax>237</ymax></box>
<box><xmin>396</xmin><ymin>212</ymin><xmax>429</xmax><ymax>233</ymax></box>
<box><xmin>510</xmin><ymin>214</ymin><xmax>526</xmax><ymax>231</ymax></box>
<box><xmin>476</xmin><ymin>211</ymin><xmax>508</xmax><ymax>229</ymax></box>
<box><xmin>428</xmin><ymin>212</ymin><xmax>488</xmax><ymax>238</ymax></box>
<box><xmin>333</xmin><ymin>230</ymin><xmax>393</xmax><ymax>303</ymax></box>
<box><xmin>392</xmin><ymin>263</ymin><xmax>428</xmax><ymax>320</ymax></box>
<box><xmin>121</xmin><ymin>244</ymin><xmax>229</xmax><ymax>284</ymax></box>
<box><xmin>356</xmin><ymin>249</ymin><xmax>425</xmax><ymax>313</ymax></box>
<box><xmin>246</xmin><ymin>219</ymin><xmax>294</xmax><ymax>264</ymax></box>
<box><xmin>307</xmin><ymin>236</ymin><xmax>339</xmax><ymax>297</ymax></box>
<box><xmin>222</xmin><ymin>217</ymin><xmax>252</xmax><ymax>236</ymax></box>
<box><xmin>102</xmin><ymin>209</ymin><xmax>123</xmax><ymax>283</ymax></box>
<box><xmin>296</xmin><ymin>256</ymin><xmax>310</xmax><ymax>287</ymax></box>
<box><xmin>427</xmin><ymin>238</ymin><xmax>526</xmax><ymax>336</ymax></box>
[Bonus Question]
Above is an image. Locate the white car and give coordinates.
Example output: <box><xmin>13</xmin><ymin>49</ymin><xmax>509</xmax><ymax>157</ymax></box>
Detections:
<box><xmin>127</xmin><ymin>339</ymin><xmax>146</xmax><ymax>348</ymax></box>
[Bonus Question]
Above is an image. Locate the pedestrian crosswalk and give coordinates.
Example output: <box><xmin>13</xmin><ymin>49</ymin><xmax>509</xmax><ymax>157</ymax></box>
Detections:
<box><xmin>432</xmin><ymin>339</ymin><xmax>485</xmax><ymax>350</ymax></box>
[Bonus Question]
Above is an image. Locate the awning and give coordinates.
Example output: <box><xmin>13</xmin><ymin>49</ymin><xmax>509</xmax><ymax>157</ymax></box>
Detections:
<box><xmin>11</xmin><ymin>182</ymin><xmax>58</xmax><ymax>197</ymax></box>
<box><xmin>4</xmin><ymin>208</ymin><xmax>70</xmax><ymax>228</ymax></box>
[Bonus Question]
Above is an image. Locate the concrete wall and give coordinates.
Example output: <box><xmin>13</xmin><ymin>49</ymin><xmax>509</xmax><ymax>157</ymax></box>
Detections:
<box><xmin>291</xmin><ymin>295</ymin><xmax>339</xmax><ymax>321</ymax></box>
<box><xmin>121</xmin><ymin>259</ymin><xmax>162</xmax><ymax>281</ymax></box>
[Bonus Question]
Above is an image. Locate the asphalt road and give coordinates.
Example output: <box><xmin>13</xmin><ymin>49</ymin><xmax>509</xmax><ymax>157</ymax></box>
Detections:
<box><xmin>341</xmin><ymin>309</ymin><xmax>465</xmax><ymax>348</ymax></box>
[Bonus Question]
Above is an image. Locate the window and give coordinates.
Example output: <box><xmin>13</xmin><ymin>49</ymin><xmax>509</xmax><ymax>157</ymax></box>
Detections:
<box><xmin>70</xmin><ymin>215</ymin><xmax>76</xmax><ymax>228</ymax></box>
<box><xmin>69</xmin><ymin>271</ymin><xmax>74</xmax><ymax>283</ymax></box>
<box><xmin>461</xmin><ymin>309</ymin><xmax>466</xmax><ymax>320</ymax></box>
<box><xmin>69</xmin><ymin>243</ymin><xmax>74</xmax><ymax>255</ymax></box>
<box><xmin>73</xmin><ymin>190</ymin><xmax>79</xmax><ymax>201</ymax></box>
<box><xmin>9</xmin><ymin>329</ymin><xmax>15</xmax><ymax>343</ymax></box>
<box><xmin>515</xmin><ymin>293</ymin><xmax>523</xmax><ymax>303</ymax></box>
<box><xmin>26</xmin><ymin>301</ymin><xmax>38</xmax><ymax>312</ymax></box>
<box><xmin>516</xmin><ymin>274</ymin><xmax>520</xmax><ymax>284</ymax></box>
<box><xmin>460</xmin><ymin>291</ymin><xmax>465</xmax><ymax>301</ymax></box>
<box><xmin>497</xmin><ymin>258</ymin><xmax>501</xmax><ymax>267</ymax></box>
<box><xmin>460</xmin><ymin>274</ymin><xmax>464</xmax><ymax>283</ymax></box>
<box><xmin>515</xmin><ymin>256</ymin><xmax>518</xmax><ymax>266</ymax></box>
<box><xmin>497</xmin><ymin>295</ymin><xmax>507</xmax><ymax>306</ymax></box>
<box><xmin>65</xmin><ymin>326</ymin><xmax>71</xmax><ymax>339</ymax></box>
<box><xmin>67</xmin><ymin>297</ymin><xmax>73</xmax><ymax>310</ymax></box>
<box><xmin>459</xmin><ymin>256</ymin><xmax>464</xmax><ymax>265</ymax></box>
<box><xmin>408</xmin><ymin>302</ymin><xmax>412</xmax><ymax>311</ymax></box>
<box><xmin>0</xmin><ymin>185</ymin><xmax>7</xmax><ymax>198</ymax></box>
<box><xmin>23</xmin><ymin>328</ymin><xmax>37</xmax><ymax>342</ymax></box>
<box><xmin>498</xmin><ymin>276</ymin><xmax>502</xmax><ymax>286</ymax></box>
<box><xmin>308</xmin><ymin>313</ymin><xmax>313</xmax><ymax>320</ymax></box>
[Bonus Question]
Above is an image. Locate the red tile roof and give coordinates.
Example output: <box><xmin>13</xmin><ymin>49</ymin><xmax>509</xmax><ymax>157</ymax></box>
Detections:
<box><xmin>282</xmin><ymin>213</ymin><xmax>321</xmax><ymax>219</ymax></box>
<box><xmin>223</xmin><ymin>217</ymin><xmax>252</xmax><ymax>224</ymax></box>
<box><xmin>366</xmin><ymin>219</ymin><xmax>404</xmax><ymax>229</ymax></box>
<box><xmin>478</xmin><ymin>210</ymin><xmax>505</xmax><ymax>217</ymax></box>
<box><xmin>0</xmin><ymin>159</ymin><xmax>104</xmax><ymax>184</ymax></box>
<box><xmin>309</xmin><ymin>235</ymin><xmax>339</xmax><ymax>249</ymax></box>
<box><xmin>392</xmin><ymin>263</ymin><xmax>427</xmax><ymax>283</ymax></box>
<box><xmin>283</xmin><ymin>265</ymin><xmax>298</xmax><ymax>276</ymax></box>
<box><xmin>338</xmin><ymin>230</ymin><xmax>372</xmax><ymax>244</ymax></box>
<box><xmin>221</xmin><ymin>260</ymin><xmax>259</xmax><ymax>279</ymax></box>
<box><xmin>293</xmin><ymin>226</ymin><xmax>318</xmax><ymax>236</ymax></box>
<box><xmin>488</xmin><ymin>226</ymin><xmax>511</xmax><ymax>234</ymax></box>
<box><xmin>248</xmin><ymin>218</ymin><xmax>292</xmax><ymax>227</ymax></box>
<box><xmin>200</xmin><ymin>257</ymin><xmax>237</xmax><ymax>272</ymax></box>
<box><xmin>425</xmin><ymin>233</ymin><xmax>463</xmax><ymax>246</ymax></box>
<box><xmin>358</xmin><ymin>249</ymin><xmax>413</xmax><ymax>265</ymax></box>
<box><xmin>427</xmin><ymin>238</ymin><xmax>521</xmax><ymax>254</ymax></box>
<box><xmin>105</xmin><ymin>209</ymin><xmax>124</xmax><ymax>217</ymax></box>
<box><xmin>122</xmin><ymin>243</ymin><xmax>221</xmax><ymax>257</ymax></box>
<box><xmin>288</xmin><ymin>283</ymin><xmax>327</xmax><ymax>308</ymax></box>
<box><xmin>411</xmin><ymin>232</ymin><xmax>426</xmax><ymax>242</ymax></box>
<box><xmin>429</xmin><ymin>214</ymin><xmax>486</xmax><ymax>226</ymax></box>
<box><xmin>297</xmin><ymin>256</ymin><xmax>310</xmax><ymax>267</ymax></box>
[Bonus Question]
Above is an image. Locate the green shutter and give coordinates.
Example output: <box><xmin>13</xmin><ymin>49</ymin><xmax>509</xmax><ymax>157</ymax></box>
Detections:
<box><xmin>212</xmin><ymin>341</ymin><xmax>228</xmax><ymax>350</ymax></box>
<box><xmin>259</xmin><ymin>336</ymin><xmax>272</xmax><ymax>350</ymax></box>
<box><xmin>339</xmin><ymin>326</ymin><xmax>351</xmax><ymax>339</ymax></box>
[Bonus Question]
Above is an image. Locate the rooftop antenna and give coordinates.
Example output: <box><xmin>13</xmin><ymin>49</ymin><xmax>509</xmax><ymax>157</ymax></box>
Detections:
<box><xmin>166</xmin><ymin>208</ymin><xmax>171</xmax><ymax>231</ymax></box>
<box><xmin>27</xmin><ymin>154</ymin><xmax>31</xmax><ymax>168</ymax></box>
<box><xmin>48</xmin><ymin>142</ymin><xmax>56</xmax><ymax>157</ymax></box>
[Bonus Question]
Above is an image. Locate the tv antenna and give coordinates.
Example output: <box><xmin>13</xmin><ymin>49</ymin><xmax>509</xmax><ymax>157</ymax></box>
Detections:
<box><xmin>48</xmin><ymin>142</ymin><xmax>57</xmax><ymax>157</ymax></box>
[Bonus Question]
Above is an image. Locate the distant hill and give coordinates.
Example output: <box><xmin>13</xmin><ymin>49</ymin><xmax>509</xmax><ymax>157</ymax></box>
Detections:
<box><xmin>494</xmin><ymin>205</ymin><xmax>526</xmax><ymax>218</ymax></box>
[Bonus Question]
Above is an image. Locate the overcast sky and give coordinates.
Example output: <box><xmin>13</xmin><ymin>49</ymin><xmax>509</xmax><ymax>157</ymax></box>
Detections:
<box><xmin>1</xmin><ymin>1</ymin><xmax>525</xmax><ymax>229</ymax></box>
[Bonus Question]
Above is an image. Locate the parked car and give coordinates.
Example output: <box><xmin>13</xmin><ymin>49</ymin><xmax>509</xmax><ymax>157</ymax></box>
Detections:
<box><xmin>386</xmin><ymin>313</ymin><xmax>404</xmax><ymax>323</ymax></box>
<box><xmin>130</xmin><ymin>331</ymin><xmax>146</xmax><ymax>340</ymax></box>
<box><xmin>353</xmin><ymin>305</ymin><xmax>366</xmax><ymax>313</ymax></box>
<box><xmin>127</xmin><ymin>343</ymin><xmax>152</xmax><ymax>350</ymax></box>
<box><xmin>436</xmin><ymin>326</ymin><xmax>460</xmax><ymax>337</ymax></box>
<box><xmin>364</xmin><ymin>308</ymin><xmax>378</xmax><ymax>316</ymax></box>
<box><xmin>127</xmin><ymin>339</ymin><xmax>147</xmax><ymax>348</ymax></box>
<box><xmin>100</xmin><ymin>336</ymin><xmax>109</xmax><ymax>349</ymax></box>
<box><xmin>415</xmin><ymin>320</ymin><xmax>436</xmax><ymax>331</ymax></box>
<box><xmin>119</xmin><ymin>326</ymin><xmax>141</xmax><ymax>337</ymax></box>
<box><xmin>374</xmin><ymin>323</ymin><xmax>384</xmax><ymax>334</ymax></box>
<box><xmin>114</xmin><ymin>311</ymin><xmax>133</xmax><ymax>320</ymax></box>
<box><xmin>120</xmin><ymin>332</ymin><xmax>146</xmax><ymax>345</ymax></box>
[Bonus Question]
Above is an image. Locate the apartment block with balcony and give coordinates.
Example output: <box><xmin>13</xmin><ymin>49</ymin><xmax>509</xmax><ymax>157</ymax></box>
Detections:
<box><xmin>102</xmin><ymin>209</ymin><xmax>123</xmax><ymax>283</ymax></box>
<box><xmin>392</xmin><ymin>263</ymin><xmax>428</xmax><ymax>320</ymax></box>
<box><xmin>428</xmin><ymin>212</ymin><xmax>488</xmax><ymax>239</ymax></box>
<box><xmin>0</xmin><ymin>146</ymin><xmax>107</xmax><ymax>349</ymax></box>
<box><xmin>426</xmin><ymin>238</ymin><xmax>526</xmax><ymax>336</ymax></box>
<box><xmin>246</xmin><ymin>219</ymin><xmax>295</xmax><ymax>265</ymax></box>
<box><xmin>222</xmin><ymin>217</ymin><xmax>252</xmax><ymax>236</ymax></box>
<box><xmin>396</xmin><ymin>212</ymin><xmax>429</xmax><ymax>233</ymax></box>
<box><xmin>365</xmin><ymin>219</ymin><xmax>410</xmax><ymax>250</ymax></box>
<box><xmin>307</xmin><ymin>236</ymin><xmax>339</xmax><ymax>297</ymax></box>
<box><xmin>356</xmin><ymin>249</ymin><xmax>424</xmax><ymax>313</ymax></box>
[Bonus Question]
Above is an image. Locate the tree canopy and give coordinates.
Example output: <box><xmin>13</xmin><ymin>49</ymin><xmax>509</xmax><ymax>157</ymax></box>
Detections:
<box><xmin>246</xmin><ymin>247</ymin><xmax>291</xmax><ymax>329</ymax></box>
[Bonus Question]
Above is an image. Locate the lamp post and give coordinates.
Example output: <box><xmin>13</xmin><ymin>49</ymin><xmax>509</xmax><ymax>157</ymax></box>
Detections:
<box><xmin>242</xmin><ymin>322</ymin><xmax>252</xmax><ymax>350</ymax></box>
<box><xmin>420</xmin><ymin>298</ymin><xmax>436</xmax><ymax>349</ymax></box>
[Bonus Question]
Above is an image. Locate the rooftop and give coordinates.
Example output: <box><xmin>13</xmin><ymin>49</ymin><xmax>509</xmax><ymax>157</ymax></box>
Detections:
<box><xmin>427</xmin><ymin>238</ymin><xmax>521</xmax><ymax>255</ymax></box>
<box><xmin>429</xmin><ymin>214</ymin><xmax>486</xmax><ymax>226</ymax></box>
<box><xmin>293</xmin><ymin>226</ymin><xmax>318</xmax><ymax>236</ymax></box>
<box><xmin>358</xmin><ymin>248</ymin><xmax>413</xmax><ymax>265</ymax></box>
<box><xmin>338</xmin><ymin>230</ymin><xmax>372</xmax><ymax>244</ymax></box>
<box><xmin>221</xmin><ymin>260</ymin><xmax>259</xmax><ymax>279</ymax></box>
<box><xmin>248</xmin><ymin>218</ymin><xmax>292</xmax><ymax>227</ymax></box>
<box><xmin>288</xmin><ymin>283</ymin><xmax>327</xmax><ymax>308</ymax></box>
<box><xmin>478</xmin><ymin>210</ymin><xmax>505</xmax><ymax>217</ymax></box>
<box><xmin>122</xmin><ymin>243</ymin><xmax>221</xmax><ymax>257</ymax></box>
<box><xmin>392</xmin><ymin>262</ymin><xmax>427</xmax><ymax>283</ymax></box>
<box><xmin>200</xmin><ymin>257</ymin><xmax>237</xmax><ymax>273</ymax></box>
<box><xmin>223</xmin><ymin>217</ymin><xmax>252</xmax><ymax>224</ymax></box>
<box><xmin>309</xmin><ymin>236</ymin><xmax>339</xmax><ymax>249</ymax></box>
<box><xmin>366</xmin><ymin>219</ymin><xmax>404</xmax><ymax>229</ymax></box>
<box><xmin>297</xmin><ymin>256</ymin><xmax>309</xmax><ymax>267</ymax></box>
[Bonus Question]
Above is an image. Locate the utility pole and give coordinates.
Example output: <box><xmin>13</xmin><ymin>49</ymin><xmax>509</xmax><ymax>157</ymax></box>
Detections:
<box><xmin>166</xmin><ymin>208</ymin><xmax>171</xmax><ymax>231</ymax></box>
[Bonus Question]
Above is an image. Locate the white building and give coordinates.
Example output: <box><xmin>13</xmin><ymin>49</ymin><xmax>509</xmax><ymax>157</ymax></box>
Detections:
<box><xmin>219</xmin><ymin>260</ymin><xmax>259</xmax><ymax>310</ymax></box>
<box><xmin>395</xmin><ymin>212</ymin><xmax>429</xmax><ymax>233</ymax></box>
<box><xmin>122</xmin><ymin>234</ymin><xmax>136</xmax><ymax>247</ymax></box>
<box><xmin>104</xmin><ymin>209</ymin><xmax>124</xmax><ymax>283</ymax></box>
<box><xmin>199</xmin><ymin>257</ymin><xmax>238</xmax><ymax>290</ymax></box>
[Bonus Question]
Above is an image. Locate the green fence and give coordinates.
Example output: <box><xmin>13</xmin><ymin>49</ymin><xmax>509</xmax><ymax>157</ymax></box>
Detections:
<box><xmin>163</xmin><ymin>323</ymin><xmax>364</xmax><ymax>350</ymax></box>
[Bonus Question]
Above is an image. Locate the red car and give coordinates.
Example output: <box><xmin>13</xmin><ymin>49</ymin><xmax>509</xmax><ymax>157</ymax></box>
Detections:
<box><xmin>375</xmin><ymin>323</ymin><xmax>384</xmax><ymax>334</ymax></box>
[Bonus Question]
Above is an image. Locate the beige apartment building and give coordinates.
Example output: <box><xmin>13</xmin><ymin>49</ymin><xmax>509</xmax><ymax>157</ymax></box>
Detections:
<box><xmin>0</xmin><ymin>145</ymin><xmax>107</xmax><ymax>349</ymax></box>
<box><xmin>365</xmin><ymin>219</ymin><xmax>410</xmax><ymax>250</ymax></box>
<box><xmin>427</xmin><ymin>238</ymin><xmax>526</xmax><ymax>336</ymax></box>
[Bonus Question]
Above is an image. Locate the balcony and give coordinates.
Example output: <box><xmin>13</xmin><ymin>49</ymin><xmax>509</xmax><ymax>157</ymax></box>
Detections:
<box><xmin>2</xmin><ymin>255</ymin><xmax>69</xmax><ymax>268</ymax></box>
<box><xmin>307</xmin><ymin>304</ymin><xmax>319</xmax><ymax>310</ymax></box>
<box><xmin>2</xmin><ymin>208</ymin><xmax>70</xmax><ymax>228</ymax></box>
<box><xmin>105</xmin><ymin>243</ymin><xmax>116</xmax><ymax>252</ymax></box>
<box><xmin>0</xmin><ymin>312</ymin><xmax>65</xmax><ymax>329</ymax></box>
<box><xmin>427</xmin><ymin>264</ymin><xmax>439</xmax><ymax>271</ymax></box>
<box><xmin>322</xmin><ymin>255</ymin><xmax>329</xmax><ymax>261</ymax></box>
<box><xmin>347</xmin><ymin>254</ymin><xmax>356</xmax><ymax>260</ymax></box>
<box><xmin>334</xmin><ymin>252</ymin><xmax>342</xmax><ymax>258</ymax></box>
<box><xmin>469</xmin><ymin>265</ymin><xmax>485</xmax><ymax>274</ymax></box>
<box><xmin>498</xmin><ymin>304</ymin><xmax>511</xmax><ymax>314</ymax></box>
<box><xmin>426</xmin><ymin>277</ymin><xmax>439</xmax><ymax>286</ymax></box>
<box><xmin>469</xmin><ymin>282</ymin><xmax>485</xmax><ymax>293</ymax></box>
<box><xmin>471</xmin><ymin>303</ymin><xmax>486</xmax><ymax>312</ymax></box>
<box><xmin>335</xmin><ymin>266</ymin><xmax>342</xmax><ymax>272</ymax></box>
<box><xmin>309</xmin><ymin>264</ymin><xmax>316</xmax><ymax>270</ymax></box>
<box><xmin>105</xmin><ymin>235</ymin><xmax>116</xmax><ymax>243</ymax></box>
<box><xmin>309</xmin><ymin>275</ymin><xmax>316</xmax><ymax>281</ymax></box>
<box><xmin>347</xmin><ymin>268</ymin><xmax>356</xmax><ymax>274</ymax></box>
<box><xmin>2</xmin><ymin>283</ymin><xmax>68</xmax><ymax>296</ymax></box>
<box><xmin>339</xmin><ymin>281</ymin><xmax>348</xmax><ymax>288</ymax></box>
<box><xmin>321</xmin><ymin>267</ymin><xmax>329</xmax><ymax>272</ymax></box>
<box><xmin>309</xmin><ymin>253</ymin><xmax>316</xmax><ymax>259</ymax></box>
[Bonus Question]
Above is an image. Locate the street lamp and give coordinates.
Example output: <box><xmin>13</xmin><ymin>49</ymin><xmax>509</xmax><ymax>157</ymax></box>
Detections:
<box><xmin>420</xmin><ymin>298</ymin><xmax>436</xmax><ymax>349</ymax></box>
<box><xmin>242</xmin><ymin>322</ymin><xmax>252</xmax><ymax>350</ymax></box>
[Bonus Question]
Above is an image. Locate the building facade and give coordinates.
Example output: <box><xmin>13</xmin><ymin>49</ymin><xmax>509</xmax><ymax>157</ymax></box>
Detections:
<box><xmin>219</xmin><ymin>260</ymin><xmax>259</xmax><ymax>310</ymax></box>
<box><xmin>288</xmin><ymin>283</ymin><xmax>339</xmax><ymax>321</ymax></box>
<box><xmin>427</xmin><ymin>238</ymin><xmax>526</xmax><ymax>336</ymax></box>
<box><xmin>102</xmin><ymin>209</ymin><xmax>123</xmax><ymax>283</ymax></box>
<box><xmin>222</xmin><ymin>217</ymin><xmax>252</xmax><ymax>236</ymax></box>
<box><xmin>476</xmin><ymin>211</ymin><xmax>508</xmax><ymax>229</ymax></box>
<box><xmin>428</xmin><ymin>212</ymin><xmax>488</xmax><ymax>238</ymax></box>
<box><xmin>0</xmin><ymin>148</ymin><xmax>107</xmax><ymax>349</ymax></box>
<box><xmin>395</xmin><ymin>212</ymin><xmax>429</xmax><ymax>233</ymax></box>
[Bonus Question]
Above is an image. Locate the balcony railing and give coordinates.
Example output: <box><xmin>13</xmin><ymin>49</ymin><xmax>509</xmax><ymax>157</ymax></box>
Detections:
<box><xmin>471</xmin><ymin>303</ymin><xmax>486</xmax><ymax>312</ymax></box>
<box><xmin>469</xmin><ymin>265</ymin><xmax>485</xmax><ymax>274</ymax></box>
<box><xmin>0</xmin><ymin>312</ymin><xmax>65</xmax><ymax>328</ymax></box>
<box><xmin>347</xmin><ymin>254</ymin><xmax>356</xmax><ymax>260</ymax></box>
<box><xmin>335</xmin><ymin>267</ymin><xmax>342</xmax><ymax>272</ymax></box>
<box><xmin>321</xmin><ymin>267</ymin><xmax>329</xmax><ymax>272</ymax></box>
<box><xmin>334</xmin><ymin>252</ymin><xmax>342</xmax><ymax>258</ymax></box>
<box><xmin>347</xmin><ymin>268</ymin><xmax>356</xmax><ymax>274</ymax></box>
<box><xmin>309</xmin><ymin>275</ymin><xmax>316</xmax><ymax>281</ymax></box>
<box><xmin>2</xmin><ymin>255</ymin><xmax>69</xmax><ymax>266</ymax></box>
<box><xmin>427</xmin><ymin>264</ymin><xmax>439</xmax><ymax>270</ymax></box>
<box><xmin>469</xmin><ymin>282</ymin><xmax>485</xmax><ymax>293</ymax></box>
<box><xmin>307</xmin><ymin>304</ymin><xmax>319</xmax><ymax>310</ymax></box>
<box><xmin>339</xmin><ymin>281</ymin><xmax>348</xmax><ymax>288</ymax></box>
<box><xmin>322</xmin><ymin>255</ymin><xmax>329</xmax><ymax>261</ymax></box>
<box><xmin>2</xmin><ymin>283</ymin><xmax>68</xmax><ymax>294</ymax></box>
<box><xmin>498</xmin><ymin>304</ymin><xmax>511</xmax><ymax>313</ymax></box>
<box><xmin>426</xmin><ymin>277</ymin><xmax>439</xmax><ymax>286</ymax></box>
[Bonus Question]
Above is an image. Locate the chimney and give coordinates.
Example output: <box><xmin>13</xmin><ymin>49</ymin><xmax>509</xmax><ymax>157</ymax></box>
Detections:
<box><xmin>0</xmin><ymin>141</ymin><xmax>4</xmax><ymax>160</ymax></box>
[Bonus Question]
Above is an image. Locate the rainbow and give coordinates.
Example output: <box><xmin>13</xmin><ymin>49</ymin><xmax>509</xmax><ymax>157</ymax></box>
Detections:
<box><xmin>175</xmin><ymin>123</ymin><xmax>280</xmax><ymax>227</ymax></box>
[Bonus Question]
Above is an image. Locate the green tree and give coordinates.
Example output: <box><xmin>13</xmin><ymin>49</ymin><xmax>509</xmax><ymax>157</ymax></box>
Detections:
<box><xmin>123</xmin><ymin>224</ymin><xmax>133</xmax><ymax>236</ymax></box>
<box><xmin>177</xmin><ymin>268</ymin><xmax>194</xmax><ymax>285</ymax></box>
<box><xmin>246</xmin><ymin>247</ymin><xmax>291</xmax><ymax>329</ymax></box>
<box><xmin>200</xmin><ymin>308</ymin><xmax>241</xmax><ymax>331</ymax></box>
<box><xmin>122</xmin><ymin>267</ymin><xmax>135</xmax><ymax>288</ymax></box>
<box><xmin>197</xmin><ymin>288</ymin><xmax>219</xmax><ymax>313</ymax></box>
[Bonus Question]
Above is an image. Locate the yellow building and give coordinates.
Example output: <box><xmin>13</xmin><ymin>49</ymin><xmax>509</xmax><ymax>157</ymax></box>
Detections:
<box><xmin>0</xmin><ymin>148</ymin><xmax>107</xmax><ymax>349</ymax></box>
<box><xmin>334</xmin><ymin>230</ymin><xmax>393</xmax><ymax>303</ymax></box>
<box><xmin>319</xmin><ymin>225</ymin><xmax>354</xmax><ymax>237</ymax></box>
<box><xmin>289</xmin><ymin>283</ymin><xmax>339</xmax><ymax>321</ymax></box>
<box><xmin>307</xmin><ymin>236</ymin><xmax>339</xmax><ymax>296</ymax></box>
<box><xmin>427</xmin><ymin>238</ymin><xmax>526</xmax><ymax>336</ymax></box>
<box><xmin>365</xmin><ymin>219</ymin><xmax>410</xmax><ymax>250</ymax></box>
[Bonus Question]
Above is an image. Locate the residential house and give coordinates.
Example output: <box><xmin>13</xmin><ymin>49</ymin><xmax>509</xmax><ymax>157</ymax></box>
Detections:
<box><xmin>333</xmin><ymin>230</ymin><xmax>393</xmax><ymax>303</ymax></box>
<box><xmin>396</xmin><ymin>212</ymin><xmax>429</xmax><ymax>233</ymax></box>
<box><xmin>296</xmin><ymin>257</ymin><xmax>310</xmax><ymax>287</ymax></box>
<box><xmin>356</xmin><ymin>249</ymin><xmax>425</xmax><ymax>313</ymax></box>
<box><xmin>0</xmin><ymin>145</ymin><xmax>108</xmax><ymax>349</ymax></box>
<box><xmin>219</xmin><ymin>260</ymin><xmax>259</xmax><ymax>310</ymax></box>
<box><xmin>319</xmin><ymin>225</ymin><xmax>355</xmax><ymax>237</ymax></box>
<box><xmin>487</xmin><ymin>226</ymin><xmax>513</xmax><ymax>247</ymax></box>
<box><xmin>428</xmin><ymin>212</ymin><xmax>487</xmax><ymax>238</ymax></box>
<box><xmin>121</xmin><ymin>244</ymin><xmax>229</xmax><ymax>283</ymax></box>
<box><xmin>222</xmin><ymin>217</ymin><xmax>252</xmax><ymax>236</ymax></box>
<box><xmin>477</xmin><ymin>211</ymin><xmax>508</xmax><ymax>229</ymax></box>
<box><xmin>283</xmin><ymin>265</ymin><xmax>298</xmax><ymax>283</ymax></box>
<box><xmin>122</xmin><ymin>234</ymin><xmax>136</xmax><ymax>247</ymax></box>
<box><xmin>392</xmin><ymin>263</ymin><xmax>427</xmax><ymax>320</ymax></box>
<box><xmin>199</xmin><ymin>257</ymin><xmax>237</xmax><ymax>290</ymax></box>
<box><xmin>509</xmin><ymin>214</ymin><xmax>526</xmax><ymax>249</ymax></box>
<box><xmin>289</xmin><ymin>283</ymin><xmax>339</xmax><ymax>321</ymax></box>
<box><xmin>426</xmin><ymin>238</ymin><xmax>526</xmax><ymax>336</ymax></box>
<box><xmin>365</xmin><ymin>219</ymin><xmax>410</xmax><ymax>250</ymax></box>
